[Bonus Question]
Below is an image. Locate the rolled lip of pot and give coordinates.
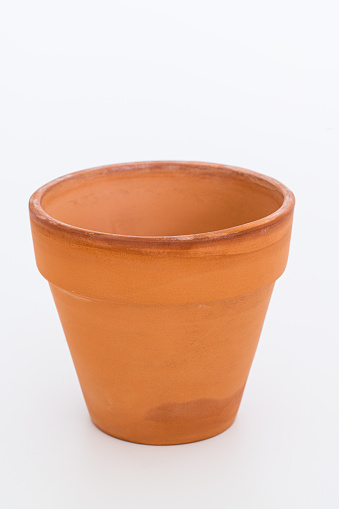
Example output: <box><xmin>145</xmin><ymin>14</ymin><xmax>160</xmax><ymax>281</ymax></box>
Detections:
<box><xmin>29</xmin><ymin>161</ymin><xmax>295</xmax><ymax>246</ymax></box>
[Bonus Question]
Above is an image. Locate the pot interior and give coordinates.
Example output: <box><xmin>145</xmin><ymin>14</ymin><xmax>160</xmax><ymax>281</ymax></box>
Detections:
<box><xmin>41</xmin><ymin>165</ymin><xmax>284</xmax><ymax>236</ymax></box>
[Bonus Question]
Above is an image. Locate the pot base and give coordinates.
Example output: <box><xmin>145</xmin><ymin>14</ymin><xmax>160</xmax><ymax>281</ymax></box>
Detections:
<box><xmin>87</xmin><ymin>386</ymin><xmax>244</xmax><ymax>445</ymax></box>
<box><xmin>90</xmin><ymin>415</ymin><xmax>238</xmax><ymax>446</ymax></box>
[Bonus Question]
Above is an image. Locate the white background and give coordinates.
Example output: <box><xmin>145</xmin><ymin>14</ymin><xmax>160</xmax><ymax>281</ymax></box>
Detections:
<box><xmin>1</xmin><ymin>1</ymin><xmax>338</xmax><ymax>507</ymax></box>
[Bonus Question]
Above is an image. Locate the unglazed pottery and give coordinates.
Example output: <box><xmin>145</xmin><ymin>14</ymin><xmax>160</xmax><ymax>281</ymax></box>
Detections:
<box><xmin>29</xmin><ymin>161</ymin><xmax>295</xmax><ymax>445</ymax></box>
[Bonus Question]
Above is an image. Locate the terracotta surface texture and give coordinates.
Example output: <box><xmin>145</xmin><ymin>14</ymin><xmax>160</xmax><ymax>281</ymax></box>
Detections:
<box><xmin>29</xmin><ymin>161</ymin><xmax>295</xmax><ymax>445</ymax></box>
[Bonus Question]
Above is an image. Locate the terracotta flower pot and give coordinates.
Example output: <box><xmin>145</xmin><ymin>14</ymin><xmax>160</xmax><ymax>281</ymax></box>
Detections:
<box><xmin>29</xmin><ymin>161</ymin><xmax>295</xmax><ymax>445</ymax></box>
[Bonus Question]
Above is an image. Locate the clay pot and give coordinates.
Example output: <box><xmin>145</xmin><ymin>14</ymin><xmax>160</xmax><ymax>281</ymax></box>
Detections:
<box><xmin>29</xmin><ymin>161</ymin><xmax>294</xmax><ymax>445</ymax></box>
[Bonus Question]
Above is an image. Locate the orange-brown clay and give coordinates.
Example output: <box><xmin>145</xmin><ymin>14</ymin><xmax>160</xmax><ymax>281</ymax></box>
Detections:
<box><xmin>29</xmin><ymin>161</ymin><xmax>295</xmax><ymax>445</ymax></box>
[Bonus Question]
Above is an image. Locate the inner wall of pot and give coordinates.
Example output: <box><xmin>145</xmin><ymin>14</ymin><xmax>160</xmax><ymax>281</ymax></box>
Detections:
<box><xmin>41</xmin><ymin>168</ymin><xmax>284</xmax><ymax>236</ymax></box>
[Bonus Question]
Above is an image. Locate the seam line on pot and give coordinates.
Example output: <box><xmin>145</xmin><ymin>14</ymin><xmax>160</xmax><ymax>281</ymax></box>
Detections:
<box><xmin>50</xmin><ymin>282</ymin><xmax>275</xmax><ymax>307</ymax></box>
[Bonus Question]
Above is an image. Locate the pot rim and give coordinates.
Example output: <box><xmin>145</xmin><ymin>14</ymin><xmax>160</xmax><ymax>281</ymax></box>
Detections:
<box><xmin>29</xmin><ymin>161</ymin><xmax>295</xmax><ymax>245</ymax></box>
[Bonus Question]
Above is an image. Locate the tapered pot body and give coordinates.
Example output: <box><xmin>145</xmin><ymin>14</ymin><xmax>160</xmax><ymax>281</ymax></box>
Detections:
<box><xmin>30</xmin><ymin>161</ymin><xmax>294</xmax><ymax>444</ymax></box>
